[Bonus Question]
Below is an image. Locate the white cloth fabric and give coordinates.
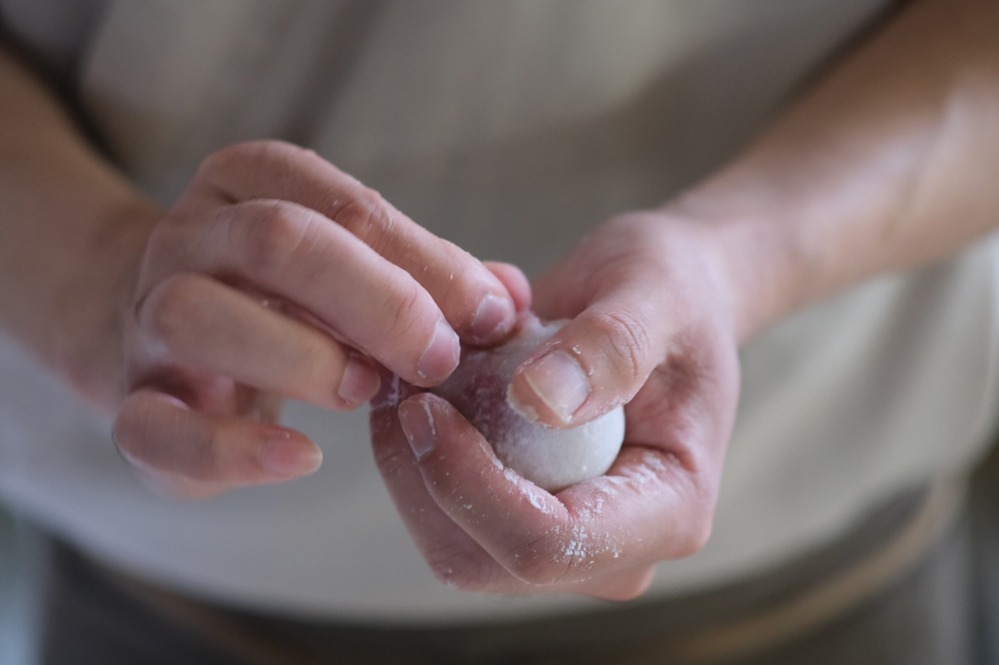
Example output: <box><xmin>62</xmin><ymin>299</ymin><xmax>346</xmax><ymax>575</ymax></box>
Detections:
<box><xmin>2</xmin><ymin>0</ymin><xmax>998</xmax><ymax>622</ymax></box>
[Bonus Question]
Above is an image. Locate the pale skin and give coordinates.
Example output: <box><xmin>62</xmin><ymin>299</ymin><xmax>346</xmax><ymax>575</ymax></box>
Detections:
<box><xmin>0</xmin><ymin>52</ymin><xmax>525</xmax><ymax>496</ymax></box>
<box><xmin>1</xmin><ymin>0</ymin><xmax>997</xmax><ymax>601</ymax></box>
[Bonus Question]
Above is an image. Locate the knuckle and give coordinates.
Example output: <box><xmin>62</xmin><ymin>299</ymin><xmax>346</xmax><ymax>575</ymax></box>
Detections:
<box><xmin>139</xmin><ymin>274</ymin><xmax>203</xmax><ymax>349</ymax></box>
<box><xmin>196</xmin><ymin>141</ymin><xmax>322</xmax><ymax>201</ymax></box>
<box><xmin>240</xmin><ymin>202</ymin><xmax>321</xmax><ymax>277</ymax></box>
<box><xmin>199</xmin><ymin>140</ymin><xmax>299</xmax><ymax>178</ymax></box>
<box><xmin>589</xmin><ymin>308</ymin><xmax>651</xmax><ymax>384</ymax></box>
<box><xmin>334</xmin><ymin>189</ymin><xmax>397</xmax><ymax>255</ymax></box>
<box><xmin>377</xmin><ymin>279</ymin><xmax>427</xmax><ymax>347</ymax></box>
<box><xmin>196</xmin><ymin>146</ymin><xmax>237</xmax><ymax>182</ymax></box>
<box><xmin>196</xmin><ymin>143</ymin><xmax>259</xmax><ymax>183</ymax></box>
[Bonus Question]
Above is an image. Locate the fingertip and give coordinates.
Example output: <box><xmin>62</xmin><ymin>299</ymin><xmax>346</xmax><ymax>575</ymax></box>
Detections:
<box><xmin>510</xmin><ymin>303</ymin><xmax>658</xmax><ymax>427</ymax></box>
<box><xmin>458</xmin><ymin>261</ymin><xmax>531</xmax><ymax>348</ymax></box>
<box><xmin>399</xmin><ymin>393</ymin><xmax>487</xmax><ymax>463</ymax></box>
<box><xmin>335</xmin><ymin>356</ymin><xmax>381</xmax><ymax>408</ymax></box>
<box><xmin>413</xmin><ymin>320</ymin><xmax>460</xmax><ymax>386</ymax></box>
<box><xmin>258</xmin><ymin>427</ymin><xmax>324</xmax><ymax>478</ymax></box>
<box><xmin>484</xmin><ymin>261</ymin><xmax>532</xmax><ymax>313</ymax></box>
<box><xmin>398</xmin><ymin>394</ymin><xmax>439</xmax><ymax>462</ymax></box>
<box><xmin>508</xmin><ymin>349</ymin><xmax>592</xmax><ymax>427</ymax></box>
<box><xmin>466</xmin><ymin>293</ymin><xmax>517</xmax><ymax>346</ymax></box>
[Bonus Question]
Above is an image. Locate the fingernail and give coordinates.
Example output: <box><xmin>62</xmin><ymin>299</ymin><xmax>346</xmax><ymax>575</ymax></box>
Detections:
<box><xmin>468</xmin><ymin>294</ymin><xmax>514</xmax><ymax>343</ymax></box>
<box><xmin>416</xmin><ymin>320</ymin><xmax>459</xmax><ymax>382</ymax></box>
<box><xmin>399</xmin><ymin>398</ymin><xmax>437</xmax><ymax>462</ymax></box>
<box><xmin>337</xmin><ymin>357</ymin><xmax>381</xmax><ymax>407</ymax></box>
<box><xmin>522</xmin><ymin>351</ymin><xmax>591</xmax><ymax>424</ymax></box>
<box><xmin>260</xmin><ymin>429</ymin><xmax>323</xmax><ymax>477</ymax></box>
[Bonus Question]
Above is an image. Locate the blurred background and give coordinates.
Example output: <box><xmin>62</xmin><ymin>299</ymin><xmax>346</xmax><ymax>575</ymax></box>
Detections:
<box><xmin>1</xmin><ymin>506</ymin><xmax>38</xmax><ymax>665</ymax></box>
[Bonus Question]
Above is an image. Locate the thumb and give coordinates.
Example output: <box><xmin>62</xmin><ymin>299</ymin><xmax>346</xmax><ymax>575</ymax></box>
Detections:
<box><xmin>508</xmin><ymin>291</ymin><xmax>661</xmax><ymax>427</ymax></box>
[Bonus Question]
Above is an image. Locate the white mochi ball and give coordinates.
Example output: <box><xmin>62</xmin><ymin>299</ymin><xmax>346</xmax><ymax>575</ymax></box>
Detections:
<box><xmin>433</xmin><ymin>314</ymin><xmax>625</xmax><ymax>491</ymax></box>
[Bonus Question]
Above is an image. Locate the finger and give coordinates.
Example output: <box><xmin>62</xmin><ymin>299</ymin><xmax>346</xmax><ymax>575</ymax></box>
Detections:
<box><xmin>379</xmin><ymin>391</ymin><xmax>687</xmax><ymax>597</ymax></box>
<box><xmin>189</xmin><ymin>141</ymin><xmax>517</xmax><ymax>345</ymax></box>
<box><xmin>484</xmin><ymin>261</ymin><xmax>533</xmax><ymax>314</ymax></box>
<box><xmin>137</xmin><ymin>273</ymin><xmax>380</xmax><ymax>409</ymax></box>
<box><xmin>370</xmin><ymin>390</ymin><xmax>514</xmax><ymax>591</ymax></box>
<box><xmin>507</xmin><ymin>276</ymin><xmax>664</xmax><ymax>427</ymax></box>
<box><xmin>114</xmin><ymin>388</ymin><xmax>322</xmax><ymax>498</ymax></box>
<box><xmin>398</xmin><ymin>393</ymin><xmax>652</xmax><ymax>588</ymax></box>
<box><xmin>399</xmin><ymin>395</ymin><xmax>713</xmax><ymax>584</ymax></box>
<box><xmin>376</xmin><ymin>394</ymin><xmax>654</xmax><ymax>597</ymax></box>
<box><xmin>184</xmin><ymin>199</ymin><xmax>461</xmax><ymax>386</ymax></box>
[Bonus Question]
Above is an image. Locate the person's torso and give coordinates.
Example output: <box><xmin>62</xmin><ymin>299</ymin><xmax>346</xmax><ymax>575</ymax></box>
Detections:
<box><xmin>4</xmin><ymin>0</ymin><xmax>996</xmax><ymax>623</ymax></box>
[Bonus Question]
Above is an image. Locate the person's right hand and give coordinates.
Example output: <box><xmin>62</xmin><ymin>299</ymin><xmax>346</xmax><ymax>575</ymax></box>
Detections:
<box><xmin>112</xmin><ymin>141</ymin><xmax>520</xmax><ymax>498</ymax></box>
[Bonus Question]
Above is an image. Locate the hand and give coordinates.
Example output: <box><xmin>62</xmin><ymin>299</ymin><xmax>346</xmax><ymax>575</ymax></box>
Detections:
<box><xmin>112</xmin><ymin>141</ymin><xmax>519</xmax><ymax>498</ymax></box>
<box><xmin>370</xmin><ymin>212</ymin><xmax>741</xmax><ymax>598</ymax></box>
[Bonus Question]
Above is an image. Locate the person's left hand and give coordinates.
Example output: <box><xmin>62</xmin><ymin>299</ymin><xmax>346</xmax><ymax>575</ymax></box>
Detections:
<box><xmin>370</xmin><ymin>211</ymin><xmax>742</xmax><ymax>598</ymax></box>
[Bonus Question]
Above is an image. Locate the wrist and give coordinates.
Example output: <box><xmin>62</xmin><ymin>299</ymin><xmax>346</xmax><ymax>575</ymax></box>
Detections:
<box><xmin>657</xmin><ymin>196</ymin><xmax>804</xmax><ymax>346</ymax></box>
<box><xmin>60</xmin><ymin>198</ymin><xmax>161</xmax><ymax>412</ymax></box>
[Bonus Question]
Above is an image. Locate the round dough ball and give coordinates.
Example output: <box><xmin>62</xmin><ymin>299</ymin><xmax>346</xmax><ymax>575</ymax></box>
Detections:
<box><xmin>433</xmin><ymin>314</ymin><xmax>625</xmax><ymax>491</ymax></box>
